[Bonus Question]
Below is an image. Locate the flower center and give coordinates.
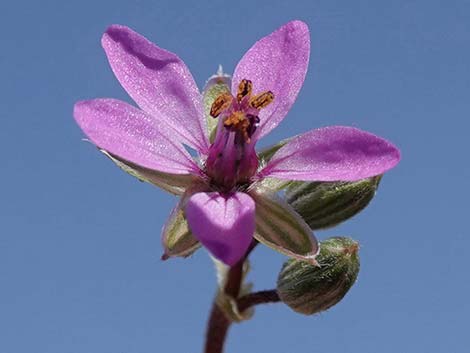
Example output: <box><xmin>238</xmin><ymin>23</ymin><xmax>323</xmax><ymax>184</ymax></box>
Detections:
<box><xmin>205</xmin><ymin>79</ymin><xmax>274</xmax><ymax>190</ymax></box>
<box><xmin>209</xmin><ymin>79</ymin><xmax>274</xmax><ymax>143</ymax></box>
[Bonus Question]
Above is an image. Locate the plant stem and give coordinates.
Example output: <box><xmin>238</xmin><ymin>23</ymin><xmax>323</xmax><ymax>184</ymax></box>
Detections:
<box><xmin>204</xmin><ymin>241</ymin><xmax>281</xmax><ymax>353</ymax></box>
<box><xmin>204</xmin><ymin>287</ymin><xmax>281</xmax><ymax>353</ymax></box>
<box><xmin>237</xmin><ymin>290</ymin><xmax>280</xmax><ymax>312</ymax></box>
<box><xmin>204</xmin><ymin>260</ymin><xmax>244</xmax><ymax>353</ymax></box>
<box><xmin>204</xmin><ymin>300</ymin><xmax>231</xmax><ymax>353</ymax></box>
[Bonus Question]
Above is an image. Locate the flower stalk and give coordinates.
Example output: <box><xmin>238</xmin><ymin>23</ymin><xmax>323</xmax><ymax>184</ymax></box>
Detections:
<box><xmin>205</xmin><ymin>288</ymin><xmax>281</xmax><ymax>353</ymax></box>
<box><xmin>204</xmin><ymin>251</ymin><xmax>281</xmax><ymax>353</ymax></box>
<box><xmin>204</xmin><ymin>240</ymin><xmax>256</xmax><ymax>353</ymax></box>
<box><xmin>204</xmin><ymin>261</ymin><xmax>243</xmax><ymax>353</ymax></box>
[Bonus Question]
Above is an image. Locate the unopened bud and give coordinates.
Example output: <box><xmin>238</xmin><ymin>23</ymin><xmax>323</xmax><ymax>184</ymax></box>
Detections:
<box><xmin>286</xmin><ymin>176</ymin><xmax>381</xmax><ymax>230</ymax></box>
<box><xmin>277</xmin><ymin>237</ymin><xmax>360</xmax><ymax>315</ymax></box>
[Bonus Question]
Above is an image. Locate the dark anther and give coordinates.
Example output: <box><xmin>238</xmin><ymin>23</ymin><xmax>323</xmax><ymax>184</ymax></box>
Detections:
<box><xmin>237</xmin><ymin>79</ymin><xmax>253</xmax><ymax>103</ymax></box>
<box><xmin>247</xmin><ymin>114</ymin><xmax>260</xmax><ymax>137</ymax></box>
<box><xmin>249</xmin><ymin>91</ymin><xmax>274</xmax><ymax>109</ymax></box>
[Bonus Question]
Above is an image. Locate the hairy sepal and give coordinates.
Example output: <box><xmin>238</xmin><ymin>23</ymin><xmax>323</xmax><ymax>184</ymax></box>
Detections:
<box><xmin>101</xmin><ymin>149</ymin><xmax>196</xmax><ymax>195</ymax></box>
<box><xmin>250</xmin><ymin>191</ymin><xmax>319</xmax><ymax>264</ymax></box>
<box><xmin>161</xmin><ymin>201</ymin><xmax>200</xmax><ymax>260</ymax></box>
<box><xmin>255</xmin><ymin>138</ymin><xmax>293</xmax><ymax>192</ymax></box>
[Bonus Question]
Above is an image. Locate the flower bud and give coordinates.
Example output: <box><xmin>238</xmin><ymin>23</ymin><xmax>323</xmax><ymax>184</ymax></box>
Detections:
<box><xmin>286</xmin><ymin>176</ymin><xmax>381</xmax><ymax>230</ymax></box>
<box><xmin>277</xmin><ymin>237</ymin><xmax>360</xmax><ymax>315</ymax></box>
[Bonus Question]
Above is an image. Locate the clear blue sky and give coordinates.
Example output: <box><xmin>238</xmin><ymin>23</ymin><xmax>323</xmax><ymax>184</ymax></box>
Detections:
<box><xmin>1</xmin><ymin>0</ymin><xmax>469</xmax><ymax>352</ymax></box>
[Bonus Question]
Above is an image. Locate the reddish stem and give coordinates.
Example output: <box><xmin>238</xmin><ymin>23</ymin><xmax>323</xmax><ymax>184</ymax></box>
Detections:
<box><xmin>203</xmin><ymin>241</ymin><xmax>280</xmax><ymax>353</ymax></box>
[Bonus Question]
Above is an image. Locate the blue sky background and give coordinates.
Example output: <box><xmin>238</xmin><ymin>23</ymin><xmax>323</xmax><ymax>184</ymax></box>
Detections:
<box><xmin>1</xmin><ymin>0</ymin><xmax>469</xmax><ymax>352</ymax></box>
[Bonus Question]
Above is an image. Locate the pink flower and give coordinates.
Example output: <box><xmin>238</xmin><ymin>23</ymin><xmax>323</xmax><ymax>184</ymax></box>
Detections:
<box><xmin>74</xmin><ymin>21</ymin><xmax>400</xmax><ymax>266</ymax></box>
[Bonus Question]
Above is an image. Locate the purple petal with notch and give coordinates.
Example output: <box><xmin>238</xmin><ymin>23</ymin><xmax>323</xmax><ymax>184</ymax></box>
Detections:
<box><xmin>185</xmin><ymin>192</ymin><xmax>255</xmax><ymax>266</ymax></box>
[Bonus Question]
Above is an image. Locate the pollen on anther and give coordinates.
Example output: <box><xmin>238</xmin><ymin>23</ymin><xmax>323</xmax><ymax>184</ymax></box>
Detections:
<box><xmin>249</xmin><ymin>91</ymin><xmax>274</xmax><ymax>109</ymax></box>
<box><xmin>210</xmin><ymin>93</ymin><xmax>233</xmax><ymax>118</ymax></box>
<box><xmin>237</xmin><ymin>79</ymin><xmax>253</xmax><ymax>103</ymax></box>
<box><xmin>224</xmin><ymin>111</ymin><xmax>251</xmax><ymax>143</ymax></box>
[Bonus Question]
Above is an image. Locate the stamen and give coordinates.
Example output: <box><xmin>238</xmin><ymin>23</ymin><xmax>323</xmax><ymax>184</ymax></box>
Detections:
<box><xmin>249</xmin><ymin>91</ymin><xmax>274</xmax><ymax>109</ymax></box>
<box><xmin>237</xmin><ymin>79</ymin><xmax>253</xmax><ymax>103</ymax></box>
<box><xmin>247</xmin><ymin>114</ymin><xmax>260</xmax><ymax>137</ymax></box>
<box><xmin>210</xmin><ymin>93</ymin><xmax>233</xmax><ymax>117</ymax></box>
<box><xmin>224</xmin><ymin>111</ymin><xmax>251</xmax><ymax>143</ymax></box>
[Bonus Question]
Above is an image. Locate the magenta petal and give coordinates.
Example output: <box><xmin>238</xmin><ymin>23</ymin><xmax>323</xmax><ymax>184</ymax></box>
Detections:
<box><xmin>74</xmin><ymin>98</ymin><xmax>199</xmax><ymax>174</ymax></box>
<box><xmin>185</xmin><ymin>192</ymin><xmax>255</xmax><ymax>266</ymax></box>
<box><xmin>102</xmin><ymin>25</ymin><xmax>209</xmax><ymax>154</ymax></box>
<box><xmin>261</xmin><ymin>126</ymin><xmax>401</xmax><ymax>181</ymax></box>
<box><xmin>232</xmin><ymin>20</ymin><xmax>310</xmax><ymax>139</ymax></box>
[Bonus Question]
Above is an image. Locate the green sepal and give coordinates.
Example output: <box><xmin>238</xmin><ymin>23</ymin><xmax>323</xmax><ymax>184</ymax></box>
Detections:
<box><xmin>161</xmin><ymin>201</ymin><xmax>200</xmax><ymax>260</ymax></box>
<box><xmin>277</xmin><ymin>237</ymin><xmax>360</xmax><ymax>315</ymax></box>
<box><xmin>286</xmin><ymin>176</ymin><xmax>382</xmax><ymax>230</ymax></box>
<box><xmin>250</xmin><ymin>191</ymin><xmax>319</xmax><ymax>265</ymax></box>
<box><xmin>202</xmin><ymin>66</ymin><xmax>231</xmax><ymax>143</ymax></box>
<box><xmin>254</xmin><ymin>177</ymin><xmax>292</xmax><ymax>193</ymax></box>
<box><xmin>100</xmin><ymin>150</ymin><xmax>196</xmax><ymax>196</ymax></box>
<box><xmin>257</xmin><ymin>138</ymin><xmax>291</xmax><ymax>164</ymax></box>
<box><xmin>255</xmin><ymin>138</ymin><xmax>293</xmax><ymax>192</ymax></box>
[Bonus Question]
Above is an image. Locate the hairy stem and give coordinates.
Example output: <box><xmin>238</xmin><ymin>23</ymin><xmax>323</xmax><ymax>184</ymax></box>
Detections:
<box><xmin>204</xmin><ymin>241</ymin><xmax>281</xmax><ymax>353</ymax></box>
<box><xmin>237</xmin><ymin>290</ymin><xmax>280</xmax><ymax>312</ymax></box>
<box><xmin>204</xmin><ymin>260</ymin><xmax>244</xmax><ymax>353</ymax></box>
<box><xmin>204</xmin><ymin>304</ymin><xmax>230</xmax><ymax>353</ymax></box>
